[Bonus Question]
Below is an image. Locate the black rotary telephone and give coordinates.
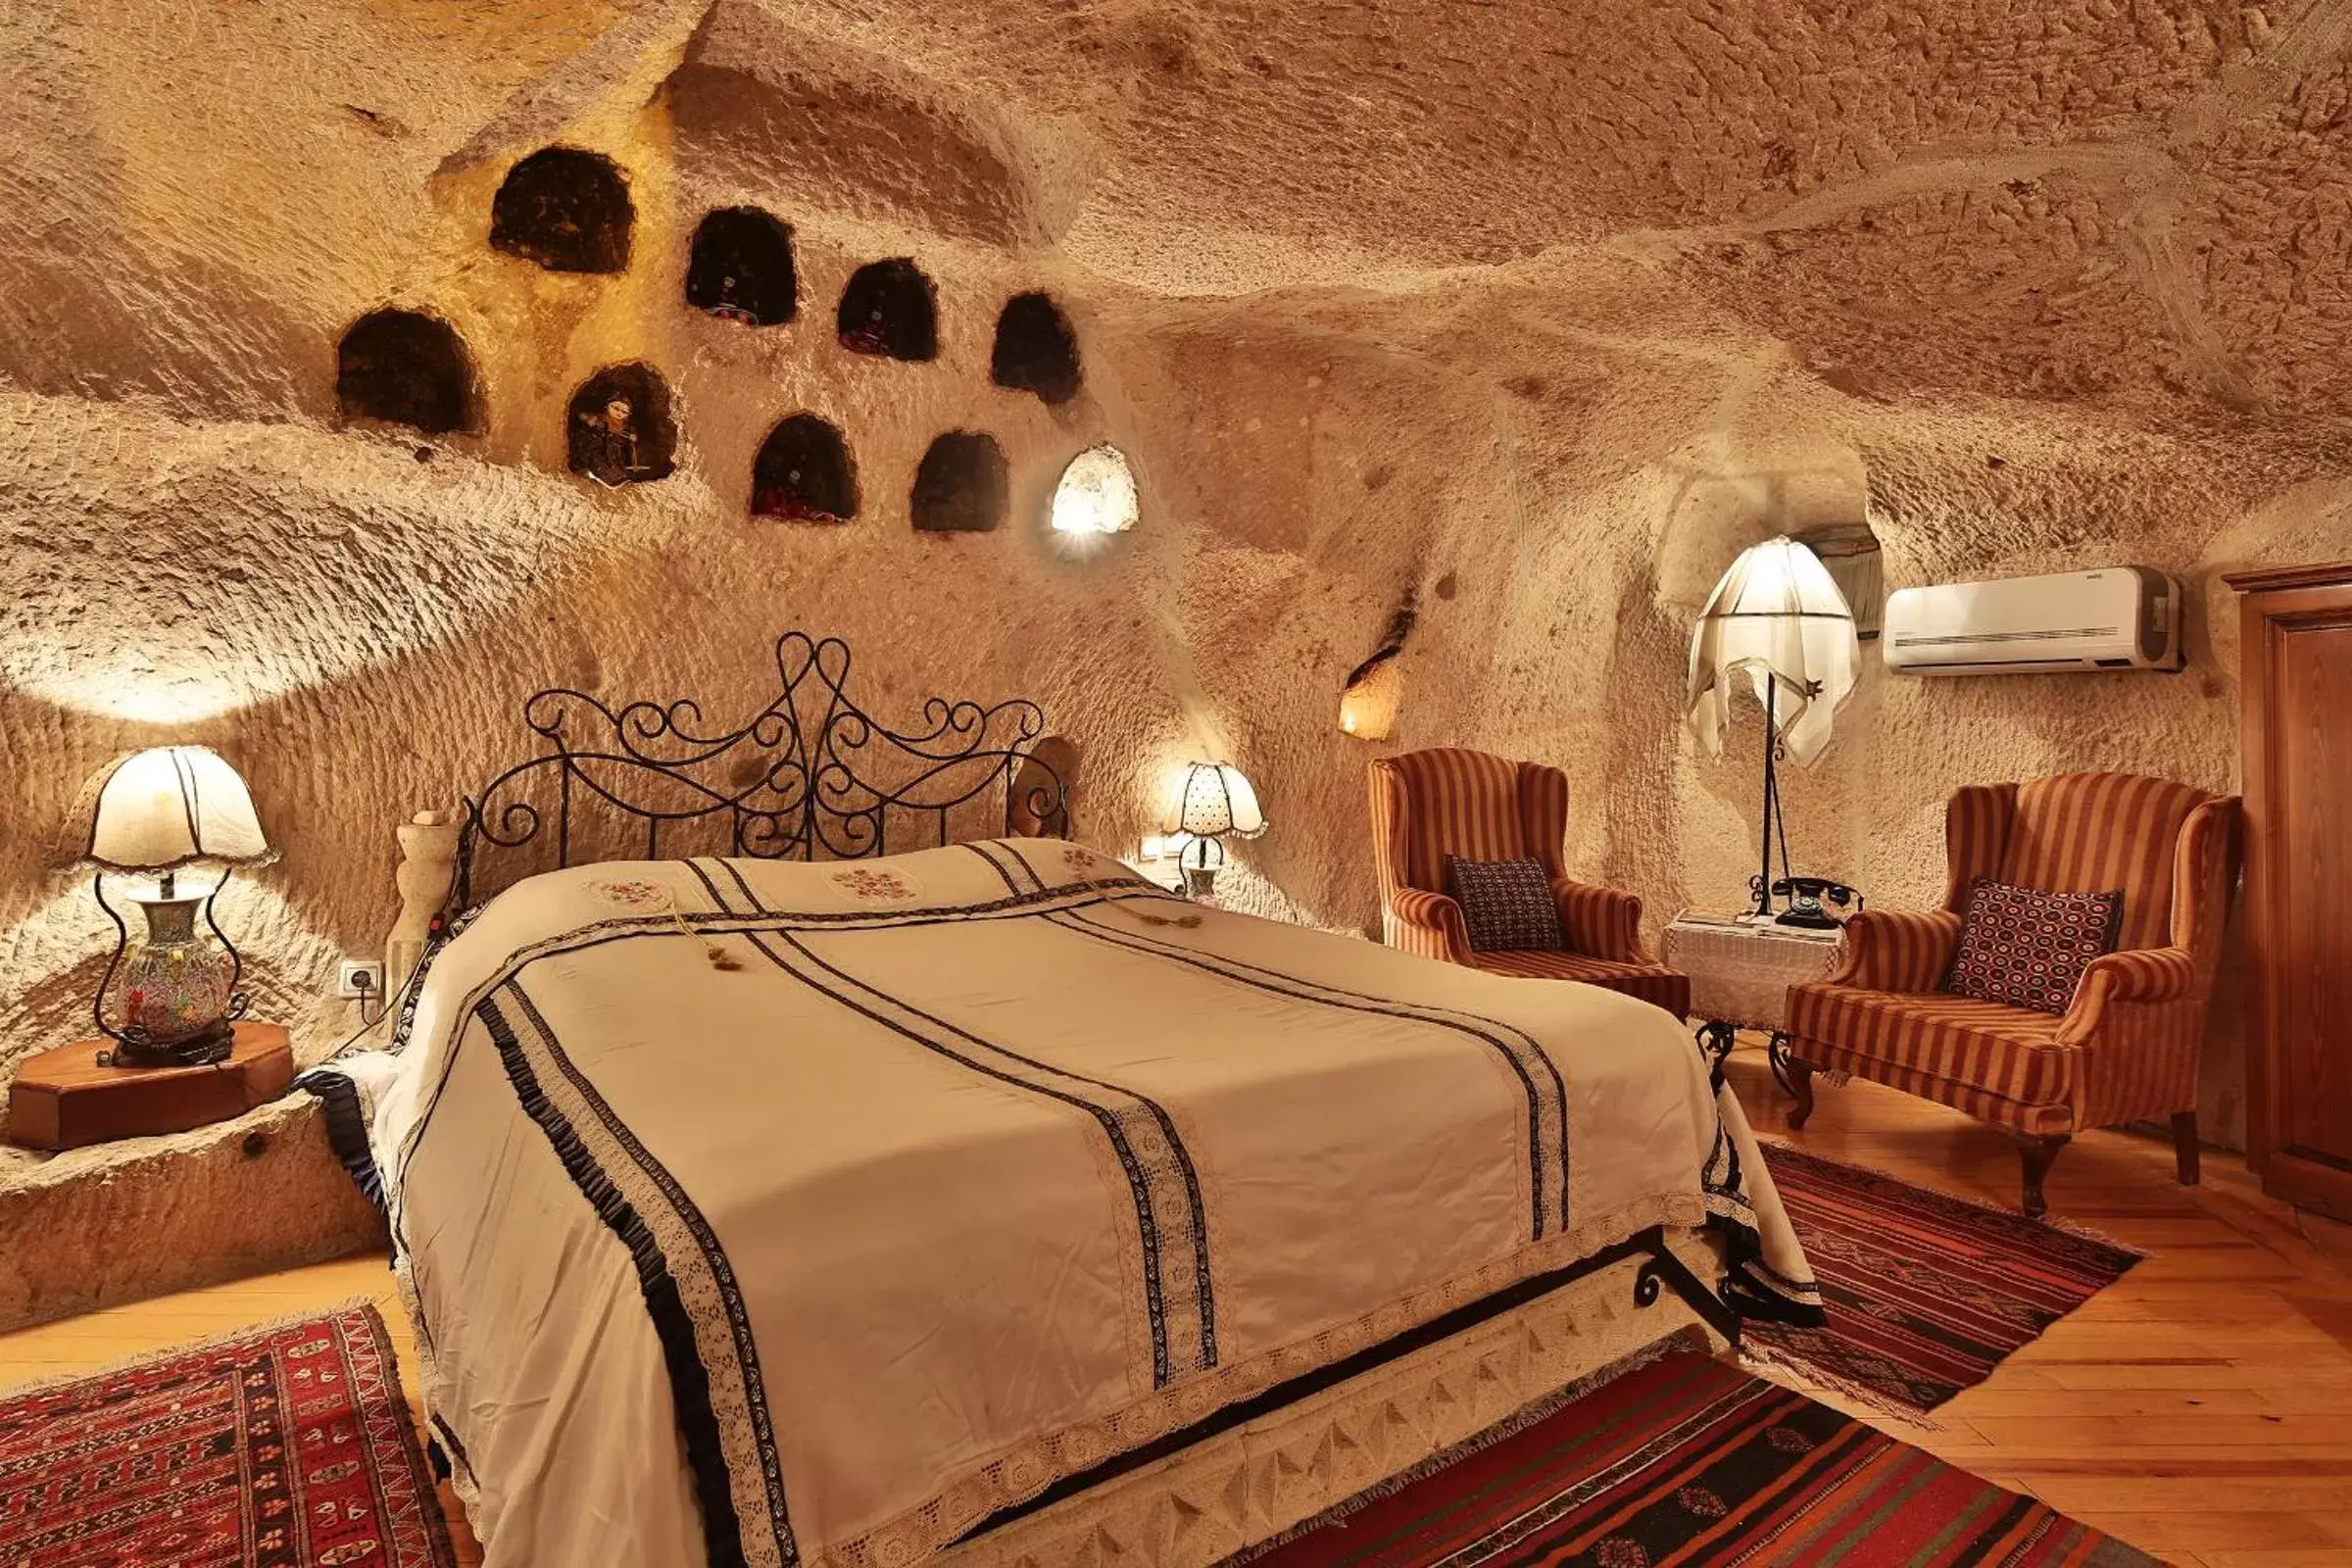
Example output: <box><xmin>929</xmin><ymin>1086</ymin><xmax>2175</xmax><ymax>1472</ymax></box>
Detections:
<box><xmin>1770</xmin><ymin>876</ymin><xmax>1862</xmax><ymax>930</ymax></box>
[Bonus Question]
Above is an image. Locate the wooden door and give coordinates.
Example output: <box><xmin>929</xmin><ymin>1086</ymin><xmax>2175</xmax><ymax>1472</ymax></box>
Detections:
<box><xmin>2230</xmin><ymin>564</ymin><xmax>2352</xmax><ymax>1221</ymax></box>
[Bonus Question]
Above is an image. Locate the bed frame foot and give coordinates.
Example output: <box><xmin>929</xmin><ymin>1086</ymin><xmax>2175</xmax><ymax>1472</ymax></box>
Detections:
<box><xmin>1630</xmin><ymin>1230</ymin><xmax>1744</xmax><ymax>1349</ymax></box>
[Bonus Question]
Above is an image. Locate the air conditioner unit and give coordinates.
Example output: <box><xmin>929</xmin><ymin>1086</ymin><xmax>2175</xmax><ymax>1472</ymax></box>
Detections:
<box><xmin>1884</xmin><ymin>566</ymin><xmax>2184</xmax><ymax>675</ymax></box>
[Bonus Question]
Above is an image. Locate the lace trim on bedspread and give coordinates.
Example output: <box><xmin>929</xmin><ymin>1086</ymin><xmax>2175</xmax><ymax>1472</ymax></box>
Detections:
<box><xmin>822</xmin><ymin>1193</ymin><xmax>1716</xmax><ymax>1568</ymax></box>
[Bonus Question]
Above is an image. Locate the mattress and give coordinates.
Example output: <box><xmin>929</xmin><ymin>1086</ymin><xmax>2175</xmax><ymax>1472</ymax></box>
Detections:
<box><xmin>317</xmin><ymin>837</ymin><xmax>1816</xmax><ymax>1568</ymax></box>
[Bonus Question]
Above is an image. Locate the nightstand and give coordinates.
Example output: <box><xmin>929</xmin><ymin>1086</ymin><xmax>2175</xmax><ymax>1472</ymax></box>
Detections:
<box><xmin>1660</xmin><ymin>912</ymin><xmax>1843</xmax><ymax>1089</ymax></box>
<box><xmin>5</xmin><ymin>1021</ymin><xmax>294</xmax><ymax>1151</ymax></box>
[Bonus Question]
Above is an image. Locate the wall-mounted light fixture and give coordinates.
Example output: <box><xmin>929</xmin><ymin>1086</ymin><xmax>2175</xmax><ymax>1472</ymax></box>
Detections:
<box><xmin>1050</xmin><ymin>444</ymin><xmax>1138</xmax><ymax>538</ymax></box>
<box><xmin>1339</xmin><ymin>589</ymin><xmax>1418</xmax><ymax>741</ymax></box>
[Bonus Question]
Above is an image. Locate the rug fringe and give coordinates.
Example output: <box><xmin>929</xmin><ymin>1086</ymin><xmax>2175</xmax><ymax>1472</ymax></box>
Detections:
<box><xmin>1220</xmin><ymin>1327</ymin><xmax>1712</xmax><ymax>1565</ymax></box>
<box><xmin>1755</xmin><ymin>1137</ymin><xmax>2146</xmax><ymax>1258</ymax></box>
<box><xmin>0</xmin><ymin>1296</ymin><xmax>386</xmax><ymax>1399</ymax></box>
<box><xmin>1736</xmin><ymin>1337</ymin><xmax>1945</xmax><ymax>1434</ymax></box>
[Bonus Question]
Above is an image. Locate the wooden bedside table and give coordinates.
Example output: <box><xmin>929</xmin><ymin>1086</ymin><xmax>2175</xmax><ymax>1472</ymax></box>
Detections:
<box><xmin>1659</xmin><ymin>912</ymin><xmax>1843</xmax><ymax>1090</ymax></box>
<box><xmin>6</xmin><ymin>1021</ymin><xmax>295</xmax><ymax>1151</ymax></box>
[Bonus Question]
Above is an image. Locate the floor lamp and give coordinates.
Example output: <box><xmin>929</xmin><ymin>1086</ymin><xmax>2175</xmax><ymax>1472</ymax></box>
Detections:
<box><xmin>1685</xmin><ymin>536</ymin><xmax>1861</xmax><ymax>923</ymax></box>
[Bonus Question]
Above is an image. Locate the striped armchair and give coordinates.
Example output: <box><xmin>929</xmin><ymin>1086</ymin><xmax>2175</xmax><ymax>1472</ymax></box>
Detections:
<box><xmin>1785</xmin><ymin>772</ymin><xmax>2240</xmax><ymax>1217</ymax></box>
<box><xmin>1368</xmin><ymin>748</ymin><xmax>1689</xmax><ymax>1016</ymax></box>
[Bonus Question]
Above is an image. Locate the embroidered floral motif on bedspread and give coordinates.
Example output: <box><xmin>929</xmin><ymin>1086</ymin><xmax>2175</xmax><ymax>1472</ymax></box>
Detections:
<box><xmin>592</xmin><ymin>877</ymin><xmax>676</xmax><ymax>911</ymax></box>
<box><xmin>830</xmin><ymin>866</ymin><xmax>913</xmax><ymax>901</ymax></box>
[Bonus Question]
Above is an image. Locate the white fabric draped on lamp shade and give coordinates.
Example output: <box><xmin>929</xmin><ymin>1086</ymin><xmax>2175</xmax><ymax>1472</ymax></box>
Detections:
<box><xmin>1685</xmin><ymin>536</ymin><xmax>1860</xmax><ymax>765</ymax></box>
<box><xmin>82</xmin><ymin>746</ymin><xmax>275</xmax><ymax>872</ymax></box>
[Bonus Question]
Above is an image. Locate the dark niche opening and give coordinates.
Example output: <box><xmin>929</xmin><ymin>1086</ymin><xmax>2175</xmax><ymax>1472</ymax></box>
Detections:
<box><xmin>836</xmin><ymin>258</ymin><xmax>938</xmax><ymax>361</ymax></box>
<box><xmin>752</xmin><ymin>415</ymin><xmax>858</xmax><ymax>522</ymax></box>
<box><xmin>991</xmin><ymin>292</ymin><xmax>1082</xmax><ymax>405</ymax></box>
<box><xmin>685</xmin><ymin>207</ymin><xmax>797</xmax><ymax>325</ymax></box>
<box><xmin>566</xmin><ymin>363</ymin><xmax>677</xmax><ymax>486</ymax></box>
<box><xmin>335</xmin><ymin>309</ymin><xmax>478</xmax><ymax>434</ymax></box>
<box><xmin>490</xmin><ymin>147</ymin><xmax>633</xmax><ymax>273</ymax></box>
<box><xmin>911</xmin><ymin>431</ymin><xmax>1008</xmax><ymax>533</ymax></box>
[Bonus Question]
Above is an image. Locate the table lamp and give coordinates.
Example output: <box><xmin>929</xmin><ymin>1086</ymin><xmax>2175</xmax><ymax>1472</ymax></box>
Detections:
<box><xmin>1685</xmin><ymin>536</ymin><xmax>1860</xmax><ymax>925</ymax></box>
<box><xmin>1165</xmin><ymin>761</ymin><xmax>1264</xmax><ymax>899</ymax></box>
<box><xmin>75</xmin><ymin>746</ymin><xmax>275</xmax><ymax>1065</ymax></box>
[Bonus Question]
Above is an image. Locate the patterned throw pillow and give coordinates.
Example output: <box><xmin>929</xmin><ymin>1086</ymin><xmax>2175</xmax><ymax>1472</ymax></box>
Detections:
<box><xmin>1446</xmin><ymin>856</ymin><xmax>1566</xmax><ymax>954</ymax></box>
<box><xmin>1942</xmin><ymin>878</ymin><xmax>2123</xmax><ymax>1015</ymax></box>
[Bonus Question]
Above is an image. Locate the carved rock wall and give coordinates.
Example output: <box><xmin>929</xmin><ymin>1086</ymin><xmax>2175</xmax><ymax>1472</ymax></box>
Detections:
<box><xmin>4</xmin><ymin>0</ymin><xmax>2351</xmax><ymax>1322</ymax></box>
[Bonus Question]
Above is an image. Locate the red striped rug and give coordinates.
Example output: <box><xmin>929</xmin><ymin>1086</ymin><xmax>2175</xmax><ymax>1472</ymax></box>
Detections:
<box><xmin>1748</xmin><ymin>1145</ymin><xmax>2143</xmax><ymax>1412</ymax></box>
<box><xmin>1240</xmin><ymin>1349</ymin><xmax>2157</xmax><ymax>1566</ymax></box>
<box><xmin>0</xmin><ymin>1300</ymin><xmax>454</xmax><ymax>1568</ymax></box>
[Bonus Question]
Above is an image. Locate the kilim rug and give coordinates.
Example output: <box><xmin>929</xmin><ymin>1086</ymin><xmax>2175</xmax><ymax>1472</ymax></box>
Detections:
<box><xmin>1747</xmin><ymin>1144</ymin><xmax>2144</xmax><ymax>1412</ymax></box>
<box><xmin>0</xmin><ymin>1299</ymin><xmax>455</xmax><ymax>1568</ymax></box>
<box><xmin>1239</xmin><ymin>1349</ymin><xmax>2158</xmax><ymax>1567</ymax></box>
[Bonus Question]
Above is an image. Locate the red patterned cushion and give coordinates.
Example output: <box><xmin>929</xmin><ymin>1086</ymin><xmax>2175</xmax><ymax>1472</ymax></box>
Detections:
<box><xmin>1942</xmin><ymin>877</ymin><xmax>2122</xmax><ymax>1015</ymax></box>
<box><xmin>1446</xmin><ymin>855</ymin><xmax>1565</xmax><ymax>954</ymax></box>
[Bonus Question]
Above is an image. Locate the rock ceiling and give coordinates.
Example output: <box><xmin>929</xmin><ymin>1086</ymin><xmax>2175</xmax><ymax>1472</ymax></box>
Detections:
<box><xmin>6</xmin><ymin>0</ymin><xmax>2348</xmax><ymax>450</ymax></box>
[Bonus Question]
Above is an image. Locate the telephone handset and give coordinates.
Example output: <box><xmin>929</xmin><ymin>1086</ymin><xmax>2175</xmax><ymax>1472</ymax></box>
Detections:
<box><xmin>1771</xmin><ymin>876</ymin><xmax>1861</xmax><ymax>930</ymax></box>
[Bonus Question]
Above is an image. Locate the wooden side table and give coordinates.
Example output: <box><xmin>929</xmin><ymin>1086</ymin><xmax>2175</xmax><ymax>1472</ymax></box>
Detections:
<box><xmin>5</xmin><ymin>1021</ymin><xmax>294</xmax><ymax>1151</ymax></box>
<box><xmin>1660</xmin><ymin>912</ymin><xmax>1843</xmax><ymax>1089</ymax></box>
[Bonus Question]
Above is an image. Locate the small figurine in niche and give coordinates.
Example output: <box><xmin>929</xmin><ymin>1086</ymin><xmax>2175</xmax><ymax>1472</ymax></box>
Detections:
<box><xmin>840</xmin><ymin>298</ymin><xmax>891</xmax><ymax>355</ymax></box>
<box><xmin>575</xmin><ymin>396</ymin><xmax>647</xmax><ymax>487</ymax></box>
<box><xmin>754</xmin><ymin>463</ymin><xmax>828</xmax><ymax>521</ymax></box>
<box><xmin>709</xmin><ymin>273</ymin><xmax>760</xmax><ymax>326</ymax></box>
<box><xmin>565</xmin><ymin>364</ymin><xmax>677</xmax><ymax>486</ymax></box>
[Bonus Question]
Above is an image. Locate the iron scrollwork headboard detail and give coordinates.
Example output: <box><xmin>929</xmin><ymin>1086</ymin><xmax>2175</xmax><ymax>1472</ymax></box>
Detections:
<box><xmin>454</xmin><ymin>631</ymin><xmax>1069</xmax><ymax>906</ymax></box>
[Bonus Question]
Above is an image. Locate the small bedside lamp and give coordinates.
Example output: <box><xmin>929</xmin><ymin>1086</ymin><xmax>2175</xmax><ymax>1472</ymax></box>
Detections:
<box><xmin>1165</xmin><ymin>761</ymin><xmax>1265</xmax><ymax>899</ymax></box>
<box><xmin>76</xmin><ymin>746</ymin><xmax>275</xmax><ymax>1065</ymax></box>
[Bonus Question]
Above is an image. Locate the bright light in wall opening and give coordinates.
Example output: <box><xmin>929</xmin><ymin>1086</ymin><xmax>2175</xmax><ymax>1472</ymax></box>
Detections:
<box><xmin>1050</xmin><ymin>444</ymin><xmax>1138</xmax><ymax>537</ymax></box>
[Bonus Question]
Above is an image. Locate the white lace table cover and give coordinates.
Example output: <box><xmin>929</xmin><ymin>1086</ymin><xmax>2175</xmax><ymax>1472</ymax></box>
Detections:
<box><xmin>1662</xmin><ymin>913</ymin><xmax>1843</xmax><ymax>1032</ymax></box>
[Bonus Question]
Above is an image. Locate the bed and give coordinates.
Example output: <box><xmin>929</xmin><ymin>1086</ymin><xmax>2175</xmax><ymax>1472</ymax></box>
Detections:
<box><xmin>310</xmin><ymin>633</ymin><xmax>1819</xmax><ymax>1568</ymax></box>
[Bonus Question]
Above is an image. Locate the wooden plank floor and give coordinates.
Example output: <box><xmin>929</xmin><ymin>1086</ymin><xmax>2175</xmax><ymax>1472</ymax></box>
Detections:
<box><xmin>2</xmin><ymin>1042</ymin><xmax>2346</xmax><ymax>1566</ymax></box>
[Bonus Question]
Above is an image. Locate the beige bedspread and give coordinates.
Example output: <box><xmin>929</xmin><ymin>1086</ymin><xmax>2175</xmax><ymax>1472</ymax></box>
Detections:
<box><xmin>337</xmin><ymin>838</ymin><xmax>1814</xmax><ymax>1568</ymax></box>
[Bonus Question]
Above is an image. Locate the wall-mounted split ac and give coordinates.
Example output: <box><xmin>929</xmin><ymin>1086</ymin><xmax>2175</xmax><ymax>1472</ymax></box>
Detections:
<box><xmin>1883</xmin><ymin>566</ymin><xmax>2184</xmax><ymax>675</ymax></box>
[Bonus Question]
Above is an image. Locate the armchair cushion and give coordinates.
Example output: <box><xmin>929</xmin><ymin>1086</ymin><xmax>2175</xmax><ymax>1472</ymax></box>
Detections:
<box><xmin>1786</xmin><ymin>984</ymin><xmax>2072</xmax><ymax>1108</ymax></box>
<box><xmin>1446</xmin><ymin>855</ymin><xmax>1565</xmax><ymax>954</ymax></box>
<box><xmin>1942</xmin><ymin>877</ymin><xmax>2123</xmax><ymax>1015</ymax></box>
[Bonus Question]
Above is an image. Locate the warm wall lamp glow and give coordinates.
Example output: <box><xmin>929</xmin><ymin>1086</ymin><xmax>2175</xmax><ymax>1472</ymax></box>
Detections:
<box><xmin>1162</xmin><ymin>761</ymin><xmax>1264</xmax><ymax>899</ymax></box>
<box><xmin>1050</xmin><ymin>444</ymin><xmax>1138</xmax><ymax>537</ymax></box>
<box><xmin>1339</xmin><ymin>649</ymin><xmax>1401</xmax><ymax>741</ymax></box>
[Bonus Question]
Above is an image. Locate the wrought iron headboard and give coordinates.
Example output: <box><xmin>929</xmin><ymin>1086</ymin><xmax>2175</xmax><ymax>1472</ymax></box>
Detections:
<box><xmin>453</xmin><ymin>631</ymin><xmax>1069</xmax><ymax>906</ymax></box>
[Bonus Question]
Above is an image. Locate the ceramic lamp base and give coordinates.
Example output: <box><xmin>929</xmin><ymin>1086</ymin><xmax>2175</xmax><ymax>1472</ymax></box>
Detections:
<box><xmin>1182</xmin><ymin>865</ymin><xmax>1218</xmax><ymax>900</ymax></box>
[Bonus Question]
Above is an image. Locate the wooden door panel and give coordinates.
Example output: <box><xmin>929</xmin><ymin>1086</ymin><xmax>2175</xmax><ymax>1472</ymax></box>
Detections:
<box><xmin>2275</xmin><ymin>619</ymin><xmax>2352</xmax><ymax>1170</ymax></box>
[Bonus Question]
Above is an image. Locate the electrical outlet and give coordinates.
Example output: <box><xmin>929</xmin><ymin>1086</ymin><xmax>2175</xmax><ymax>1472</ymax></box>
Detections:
<box><xmin>336</xmin><ymin>959</ymin><xmax>384</xmax><ymax>1000</ymax></box>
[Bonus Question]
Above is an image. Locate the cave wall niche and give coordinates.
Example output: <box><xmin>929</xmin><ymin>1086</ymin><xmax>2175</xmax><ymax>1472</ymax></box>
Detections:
<box><xmin>837</xmin><ymin>259</ymin><xmax>938</xmax><ymax>361</ymax></box>
<box><xmin>992</xmin><ymin>292</ymin><xmax>1082</xmax><ymax>405</ymax></box>
<box><xmin>752</xmin><ymin>415</ymin><xmax>858</xmax><ymax>521</ymax></box>
<box><xmin>686</xmin><ymin>207</ymin><xmax>797</xmax><ymax>325</ymax></box>
<box><xmin>911</xmin><ymin>432</ymin><xmax>1008</xmax><ymax>533</ymax></box>
<box><xmin>334</xmin><ymin>309</ymin><xmax>478</xmax><ymax>434</ymax></box>
<box><xmin>566</xmin><ymin>363</ymin><xmax>677</xmax><ymax>486</ymax></box>
<box><xmin>489</xmin><ymin>147</ymin><xmax>633</xmax><ymax>273</ymax></box>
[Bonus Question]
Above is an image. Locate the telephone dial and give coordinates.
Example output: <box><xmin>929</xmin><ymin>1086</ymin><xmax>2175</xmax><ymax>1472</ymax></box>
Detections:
<box><xmin>1770</xmin><ymin>876</ymin><xmax>1861</xmax><ymax>930</ymax></box>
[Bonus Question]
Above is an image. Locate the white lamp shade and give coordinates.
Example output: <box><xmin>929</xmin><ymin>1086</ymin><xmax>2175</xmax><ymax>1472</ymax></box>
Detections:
<box><xmin>1686</xmin><ymin>536</ymin><xmax>1860</xmax><ymax>766</ymax></box>
<box><xmin>84</xmin><ymin>746</ymin><xmax>274</xmax><ymax>872</ymax></box>
<box><xmin>1166</xmin><ymin>761</ymin><xmax>1265</xmax><ymax>838</ymax></box>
